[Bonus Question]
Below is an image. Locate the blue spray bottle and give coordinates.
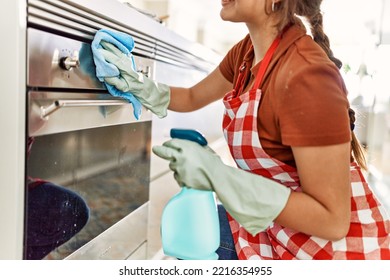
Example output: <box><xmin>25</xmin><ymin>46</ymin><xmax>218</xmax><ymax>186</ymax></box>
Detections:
<box><xmin>160</xmin><ymin>128</ymin><xmax>220</xmax><ymax>260</ymax></box>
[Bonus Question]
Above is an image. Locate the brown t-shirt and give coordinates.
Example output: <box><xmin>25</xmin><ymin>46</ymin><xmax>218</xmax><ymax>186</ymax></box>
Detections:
<box><xmin>219</xmin><ymin>24</ymin><xmax>351</xmax><ymax>167</ymax></box>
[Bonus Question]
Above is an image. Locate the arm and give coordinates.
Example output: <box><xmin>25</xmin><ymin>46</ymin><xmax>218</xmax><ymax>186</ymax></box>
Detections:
<box><xmin>98</xmin><ymin>42</ymin><xmax>232</xmax><ymax>116</ymax></box>
<box><xmin>168</xmin><ymin>67</ymin><xmax>233</xmax><ymax>112</ymax></box>
<box><xmin>272</xmin><ymin>60</ymin><xmax>352</xmax><ymax>240</ymax></box>
<box><xmin>152</xmin><ymin>139</ymin><xmax>352</xmax><ymax>240</ymax></box>
<box><xmin>275</xmin><ymin>142</ymin><xmax>351</xmax><ymax>241</ymax></box>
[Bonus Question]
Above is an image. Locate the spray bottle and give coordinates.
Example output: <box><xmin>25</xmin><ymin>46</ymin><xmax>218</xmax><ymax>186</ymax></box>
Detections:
<box><xmin>160</xmin><ymin>128</ymin><xmax>220</xmax><ymax>260</ymax></box>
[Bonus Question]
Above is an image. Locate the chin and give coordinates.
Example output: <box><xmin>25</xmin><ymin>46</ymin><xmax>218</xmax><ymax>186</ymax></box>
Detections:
<box><xmin>220</xmin><ymin>10</ymin><xmax>237</xmax><ymax>22</ymax></box>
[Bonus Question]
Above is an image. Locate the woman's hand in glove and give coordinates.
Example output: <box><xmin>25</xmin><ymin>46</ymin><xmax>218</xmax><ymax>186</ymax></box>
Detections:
<box><xmin>98</xmin><ymin>41</ymin><xmax>170</xmax><ymax>118</ymax></box>
<box><xmin>152</xmin><ymin>138</ymin><xmax>291</xmax><ymax>235</ymax></box>
<box><xmin>152</xmin><ymin>139</ymin><xmax>220</xmax><ymax>191</ymax></box>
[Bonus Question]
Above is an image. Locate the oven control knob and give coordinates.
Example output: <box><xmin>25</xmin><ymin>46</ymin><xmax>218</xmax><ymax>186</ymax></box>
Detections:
<box><xmin>59</xmin><ymin>56</ymin><xmax>80</xmax><ymax>70</ymax></box>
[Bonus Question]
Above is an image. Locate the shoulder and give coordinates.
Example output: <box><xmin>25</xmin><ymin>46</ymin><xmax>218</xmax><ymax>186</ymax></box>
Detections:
<box><xmin>276</xmin><ymin>35</ymin><xmax>346</xmax><ymax>95</ymax></box>
<box><xmin>270</xmin><ymin>36</ymin><xmax>351</xmax><ymax>146</ymax></box>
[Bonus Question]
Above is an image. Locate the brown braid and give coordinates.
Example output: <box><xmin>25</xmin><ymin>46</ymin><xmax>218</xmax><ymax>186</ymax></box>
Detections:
<box><xmin>349</xmin><ymin>108</ymin><xmax>367</xmax><ymax>170</ymax></box>
<box><xmin>267</xmin><ymin>0</ymin><xmax>367</xmax><ymax>170</ymax></box>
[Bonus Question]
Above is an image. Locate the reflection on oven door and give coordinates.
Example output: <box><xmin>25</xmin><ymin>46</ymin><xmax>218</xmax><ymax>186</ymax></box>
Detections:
<box><xmin>25</xmin><ymin>122</ymin><xmax>151</xmax><ymax>259</ymax></box>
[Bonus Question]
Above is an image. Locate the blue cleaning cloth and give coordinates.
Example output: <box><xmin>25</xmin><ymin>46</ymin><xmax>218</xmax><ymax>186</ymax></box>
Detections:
<box><xmin>91</xmin><ymin>29</ymin><xmax>142</xmax><ymax>119</ymax></box>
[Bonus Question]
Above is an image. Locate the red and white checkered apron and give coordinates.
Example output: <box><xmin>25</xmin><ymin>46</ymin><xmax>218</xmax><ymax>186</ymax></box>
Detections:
<box><xmin>222</xmin><ymin>37</ymin><xmax>390</xmax><ymax>260</ymax></box>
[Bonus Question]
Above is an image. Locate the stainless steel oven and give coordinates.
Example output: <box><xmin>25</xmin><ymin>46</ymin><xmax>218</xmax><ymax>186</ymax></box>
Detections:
<box><xmin>25</xmin><ymin>2</ymin><xmax>155</xmax><ymax>259</ymax></box>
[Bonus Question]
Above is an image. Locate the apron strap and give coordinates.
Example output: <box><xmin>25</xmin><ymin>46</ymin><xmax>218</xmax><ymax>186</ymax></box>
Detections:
<box><xmin>252</xmin><ymin>36</ymin><xmax>281</xmax><ymax>90</ymax></box>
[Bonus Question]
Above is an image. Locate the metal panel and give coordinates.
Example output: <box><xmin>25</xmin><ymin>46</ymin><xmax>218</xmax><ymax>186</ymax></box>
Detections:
<box><xmin>28</xmin><ymin>91</ymin><xmax>152</xmax><ymax>136</ymax></box>
<box><xmin>28</xmin><ymin>0</ymin><xmax>157</xmax><ymax>58</ymax></box>
<box><xmin>27</xmin><ymin>0</ymin><xmax>220</xmax><ymax>71</ymax></box>
<box><xmin>27</xmin><ymin>28</ymin><xmax>156</xmax><ymax>89</ymax></box>
<box><xmin>65</xmin><ymin>203</ymin><xmax>149</xmax><ymax>260</ymax></box>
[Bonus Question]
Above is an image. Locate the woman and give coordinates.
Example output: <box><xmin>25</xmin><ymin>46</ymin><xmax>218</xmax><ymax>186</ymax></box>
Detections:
<box><xmin>98</xmin><ymin>0</ymin><xmax>390</xmax><ymax>259</ymax></box>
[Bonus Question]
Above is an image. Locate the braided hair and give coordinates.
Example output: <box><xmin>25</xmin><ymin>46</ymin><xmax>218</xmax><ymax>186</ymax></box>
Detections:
<box><xmin>268</xmin><ymin>0</ymin><xmax>367</xmax><ymax>169</ymax></box>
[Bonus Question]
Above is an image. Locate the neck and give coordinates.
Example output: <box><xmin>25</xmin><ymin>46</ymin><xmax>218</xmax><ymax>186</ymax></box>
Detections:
<box><xmin>246</xmin><ymin>22</ymin><xmax>280</xmax><ymax>66</ymax></box>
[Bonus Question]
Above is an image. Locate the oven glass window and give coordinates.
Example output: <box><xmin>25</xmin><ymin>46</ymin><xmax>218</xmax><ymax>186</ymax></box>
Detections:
<box><xmin>25</xmin><ymin>122</ymin><xmax>151</xmax><ymax>259</ymax></box>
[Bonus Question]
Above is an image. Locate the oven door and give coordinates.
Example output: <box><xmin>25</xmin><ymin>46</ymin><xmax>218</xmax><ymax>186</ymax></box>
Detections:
<box><xmin>26</xmin><ymin>118</ymin><xmax>151</xmax><ymax>260</ymax></box>
<box><xmin>25</xmin><ymin>27</ymin><xmax>154</xmax><ymax>260</ymax></box>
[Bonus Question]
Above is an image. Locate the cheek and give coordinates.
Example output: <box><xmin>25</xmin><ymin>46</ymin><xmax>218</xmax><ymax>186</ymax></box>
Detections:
<box><xmin>221</xmin><ymin>1</ymin><xmax>265</xmax><ymax>23</ymax></box>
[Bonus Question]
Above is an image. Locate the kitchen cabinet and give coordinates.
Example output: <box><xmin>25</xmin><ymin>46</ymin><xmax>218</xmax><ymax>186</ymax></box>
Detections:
<box><xmin>0</xmin><ymin>0</ymin><xmax>27</xmax><ymax>259</ymax></box>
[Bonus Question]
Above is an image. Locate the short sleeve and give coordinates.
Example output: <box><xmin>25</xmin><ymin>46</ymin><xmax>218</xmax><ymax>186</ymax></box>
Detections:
<box><xmin>277</xmin><ymin>63</ymin><xmax>351</xmax><ymax>146</ymax></box>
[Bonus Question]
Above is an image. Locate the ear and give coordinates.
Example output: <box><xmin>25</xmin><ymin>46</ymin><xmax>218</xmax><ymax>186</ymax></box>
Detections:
<box><xmin>271</xmin><ymin>0</ymin><xmax>283</xmax><ymax>12</ymax></box>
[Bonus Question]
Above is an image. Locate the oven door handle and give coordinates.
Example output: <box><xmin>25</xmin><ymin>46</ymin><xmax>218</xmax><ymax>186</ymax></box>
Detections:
<box><xmin>41</xmin><ymin>99</ymin><xmax>129</xmax><ymax>118</ymax></box>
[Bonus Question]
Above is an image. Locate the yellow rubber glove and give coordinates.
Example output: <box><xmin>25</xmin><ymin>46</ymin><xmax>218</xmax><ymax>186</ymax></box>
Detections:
<box><xmin>98</xmin><ymin>41</ymin><xmax>170</xmax><ymax>118</ymax></box>
<box><xmin>152</xmin><ymin>139</ymin><xmax>291</xmax><ymax>236</ymax></box>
